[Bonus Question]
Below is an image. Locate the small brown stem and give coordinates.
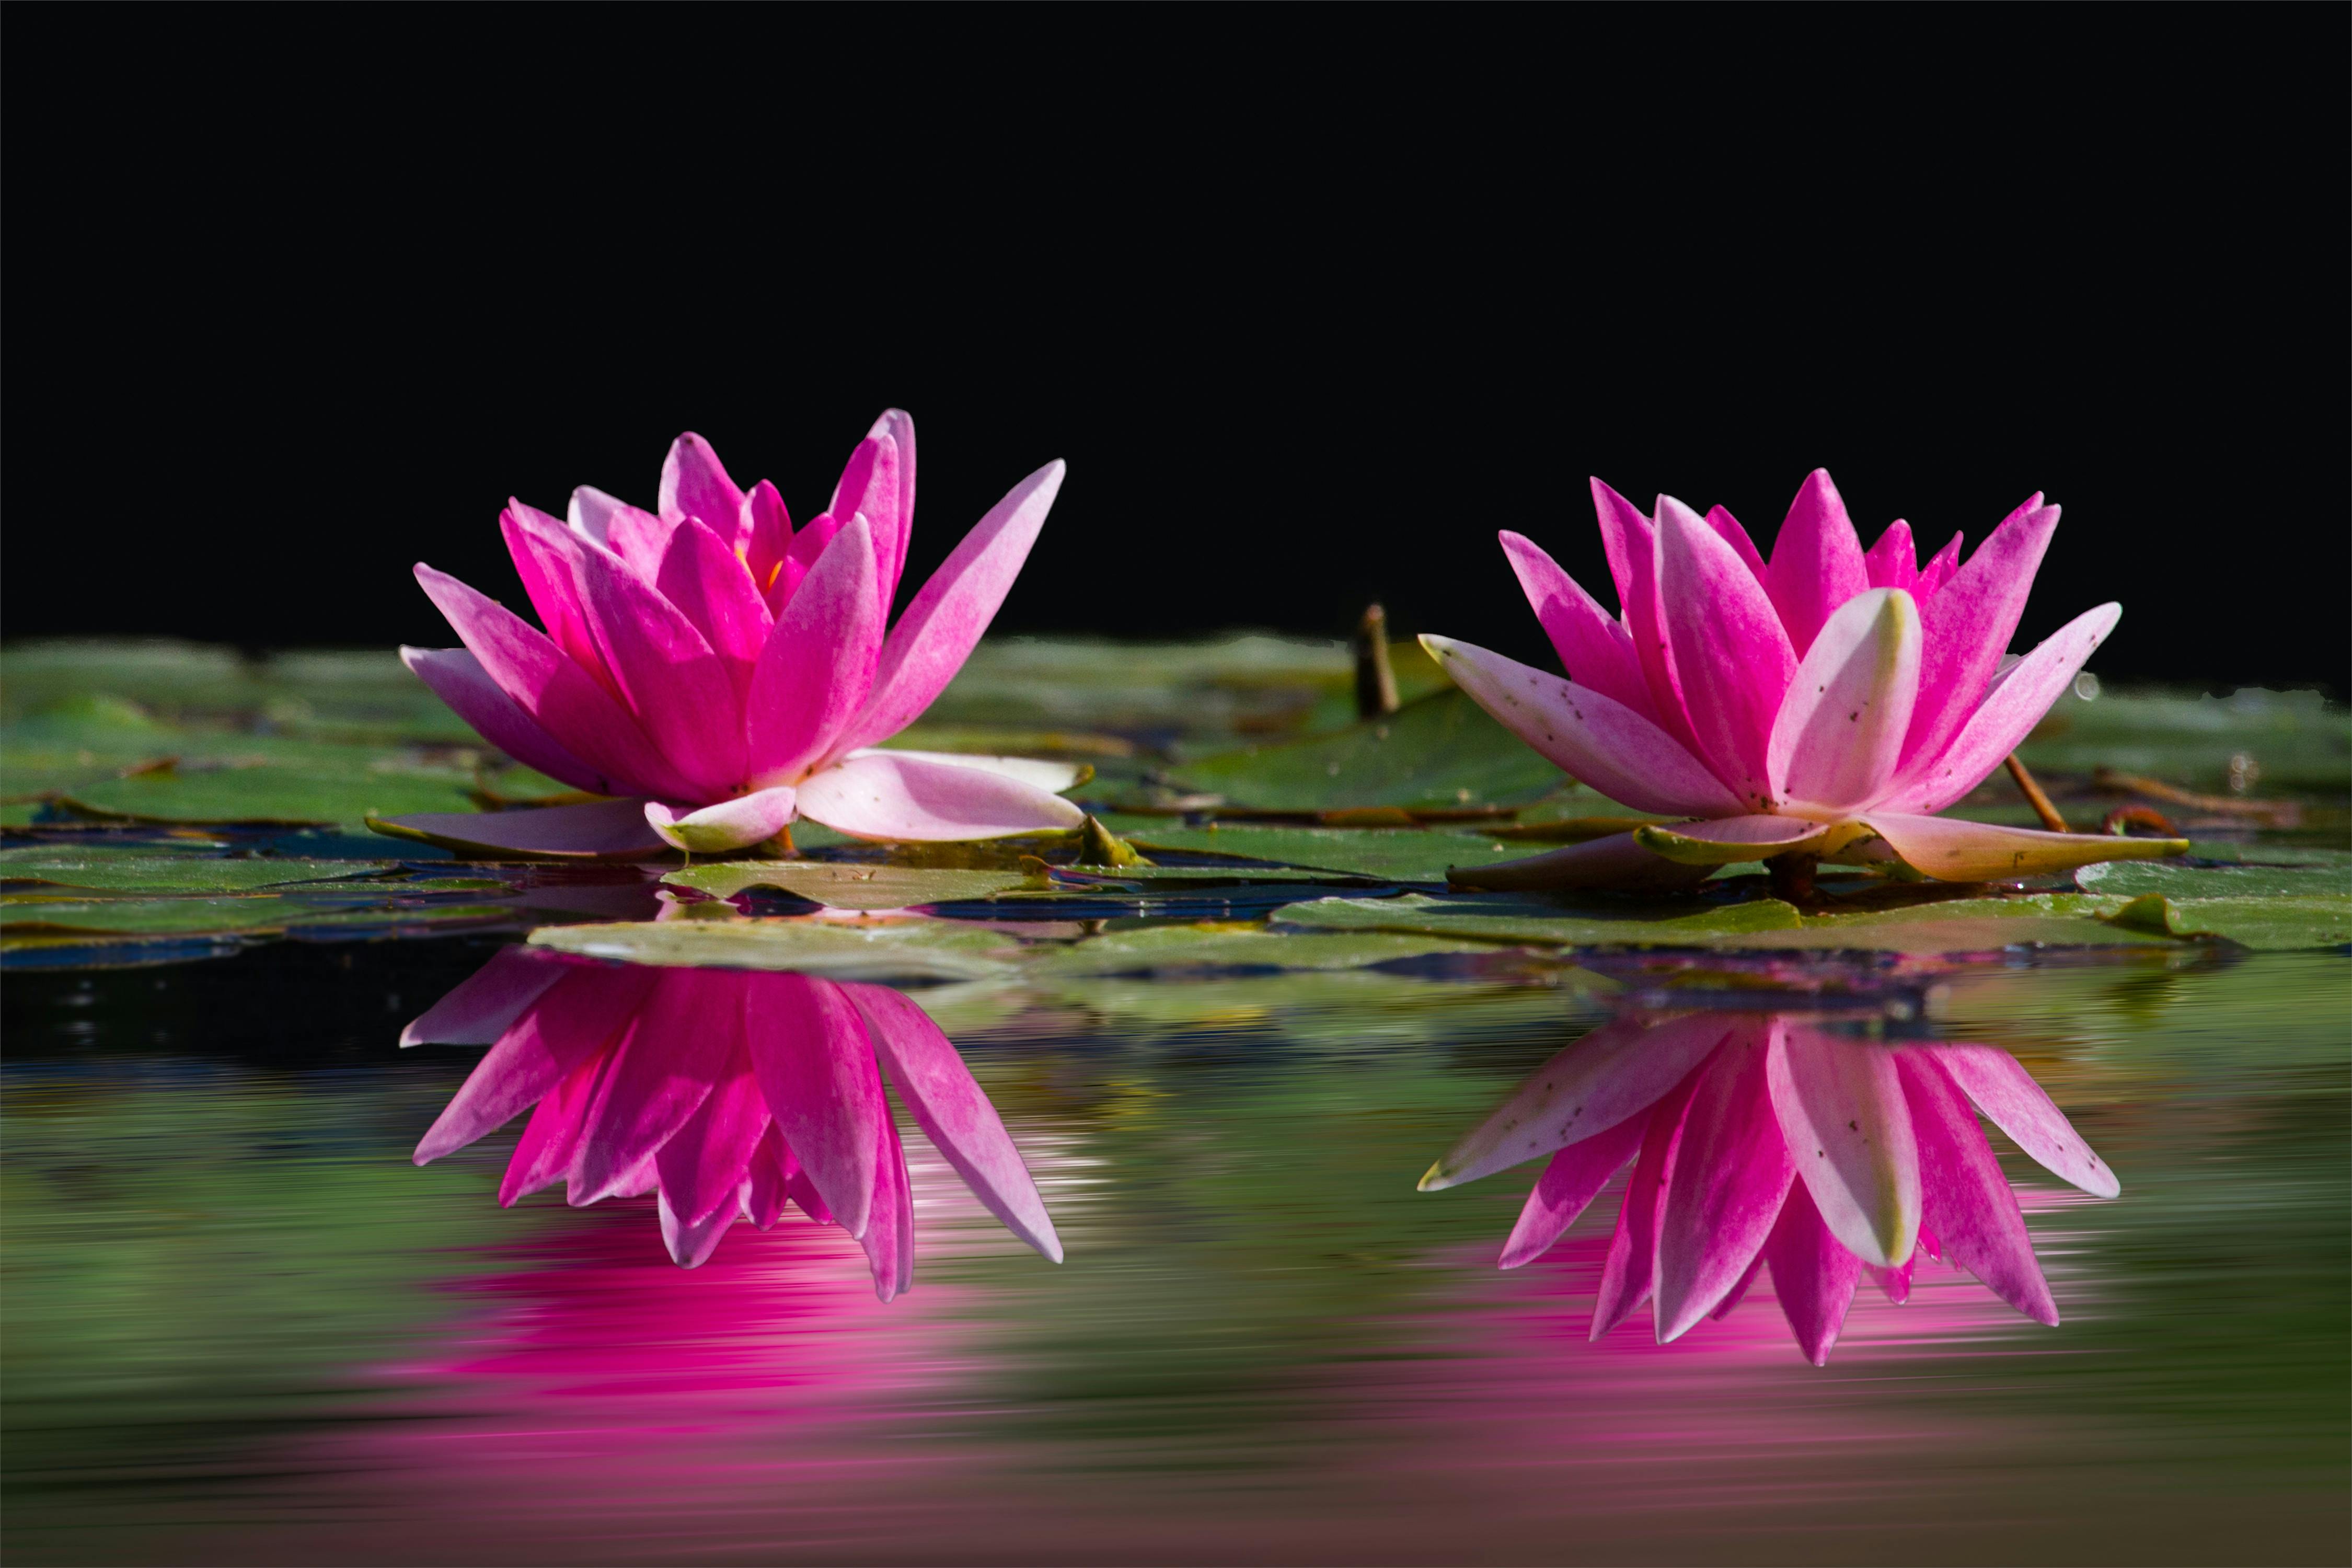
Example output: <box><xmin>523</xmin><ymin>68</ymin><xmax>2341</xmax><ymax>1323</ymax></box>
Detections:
<box><xmin>2003</xmin><ymin>754</ymin><xmax>2070</xmax><ymax>833</ymax></box>
<box><xmin>2102</xmin><ymin>804</ymin><xmax>2182</xmax><ymax>838</ymax></box>
<box><xmin>1766</xmin><ymin>851</ymin><xmax>1819</xmax><ymax>906</ymax></box>
<box><xmin>1355</xmin><ymin>604</ymin><xmax>1400</xmax><ymax>720</ymax></box>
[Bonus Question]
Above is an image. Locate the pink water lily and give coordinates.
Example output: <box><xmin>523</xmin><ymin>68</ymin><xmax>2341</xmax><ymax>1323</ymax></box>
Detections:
<box><xmin>1422</xmin><ymin>1011</ymin><xmax>2117</xmax><ymax>1363</ymax></box>
<box><xmin>1424</xmin><ymin>472</ymin><xmax>2187</xmax><ymax>890</ymax></box>
<box><xmin>380</xmin><ymin>412</ymin><xmax>1085</xmax><ymax>859</ymax></box>
<box><xmin>405</xmin><ymin>948</ymin><xmax>1062</xmax><ymax>1298</ymax></box>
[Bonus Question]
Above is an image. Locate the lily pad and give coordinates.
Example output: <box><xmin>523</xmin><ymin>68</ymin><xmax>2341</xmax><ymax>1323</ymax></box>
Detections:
<box><xmin>1165</xmin><ymin>690</ymin><xmax>1567</xmax><ymax>811</ymax></box>
<box><xmin>1111</xmin><ymin>823</ymin><xmax>1561</xmax><ymax>884</ymax></box>
<box><xmin>665</xmin><ymin>862</ymin><xmax>1035</xmax><ymax>910</ymax></box>
<box><xmin>54</xmin><ymin>755</ymin><xmax>482</xmax><ymax>826</ymax></box>
<box><xmin>1274</xmin><ymin>893</ymin><xmax>1808</xmax><ymax>948</ymax></box>
<box><xmin>527</xmin><ymin>915</ymin><xmax>1030</xmax><ymax>981</ymax></box>
<box><xmin>2077</xmin><ymin>847</ymin><xmax>2352</xmax><ymax>900</ymax></box>
<box><xmin>0</xmin><ymin>893</ymin><xmax>515</xmax><ymax>941</ymax></box>
<box><xmin>1023</xmin><ymin>923</ymin><xmax>1506</xmax><ymax>978</ymax></box>
<box><xmin>0</xmin><ymin>850</ymin><xmax>397</xmax><ymax>893</ymax></box>
<box><xmin>2097</xmin><ymin>891</ymin><xmax>2352</xmax><ymax>950</ymax></box>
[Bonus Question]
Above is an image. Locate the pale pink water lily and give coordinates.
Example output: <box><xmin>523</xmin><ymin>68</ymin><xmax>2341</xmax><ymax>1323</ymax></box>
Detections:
<box><xmin>405</xmin><ymin>948</ymin><xmax>1062</xmax><ymax>1298</ymax></box>
<box><xmin>1422</xmin><ymin>1010</ymin><xmax>2117</xmax><ymax>1363</ymax></box>
<box><xmin>1423</xmin><ymin>472</ymin><xmax>2187</xmax><ymax>890</ymax></box>
<box><xmin>379</xmin><ymin>412</ymin><xmax>1085</xmax><ymax>859</ymax></box>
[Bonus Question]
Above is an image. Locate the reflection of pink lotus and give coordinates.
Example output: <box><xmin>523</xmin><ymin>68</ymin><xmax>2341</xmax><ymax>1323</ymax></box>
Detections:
<box><xmin>385</xmin><ymin>413</ymin><xmax>1084</xmax><ymax>859</ymax></box>
<box><xmin>405</xmin><ymin>948</ymin><xmax>1060</xmax><ymax>1298</ymax></box>
<box><xmin>1422</xmin><ymin>1012</ymin><xmax>2117</xmax><ymax>1363</ymax></box>
<box><xmin>1423</xmin><ymin>472</ymin><xmax>2185</xmax><ymax>889</ymax></box>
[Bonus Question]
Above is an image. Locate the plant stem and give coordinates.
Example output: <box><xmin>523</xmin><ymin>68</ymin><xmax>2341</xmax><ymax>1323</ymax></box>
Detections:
<box><xmin>2003</xmin><ymin>754</ymin><xmax>2070</xmax><ymax>833</ymax></box>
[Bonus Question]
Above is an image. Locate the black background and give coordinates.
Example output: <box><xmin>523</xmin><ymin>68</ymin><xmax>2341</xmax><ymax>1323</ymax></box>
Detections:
<box><xmin>7</xmin><ymin>9</ymin><xmax>2346</xmax><ymax>692</ymax></box>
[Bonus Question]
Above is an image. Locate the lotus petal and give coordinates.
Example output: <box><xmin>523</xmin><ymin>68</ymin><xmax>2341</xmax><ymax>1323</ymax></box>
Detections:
<box><xmin>1898</xmin><ymin>1050</ymin><xmax>2060</xmax><ymax>1325</ymax></box>
<box><xmin>1766</xmin><ymin>586</ymin><xmax>1922</xmax><ymax>812</ymax></box>
<box><xmin>1864</xmin><ymin>520</ymin><xmax>1918</xmax><ymax>592</ymax></box>
<box><xmin>1586</xmin><ymin>476</ymin><xmax>1653</xmax><ymax>620</ymax></box>
<box><xmin>1444</xmin><ymin>830</ymin><xmax>1717</xmax><ymax>894</ymax></box>
<box><xmin>654</xmin><ymin>1040</ymin><xmax>773</xmax><ymax>1226</ymax></box>
<box><xmin>868</xmin><ymin>409</ymin><xmax>918</xmax><ymax>601</ymax></box>
<box><xmin>655</xmin><ymin>516</ymin><xmax>773</xmax><ymax>689</ymax></box>
<box><xmin>500</xmin><ymin>1050</ymin><xmax>605</xmax><ymax>1207</ymax></box>
<box><xmin>369</xmin><ymin>799</ymin><xmax>668</xmax><ymax>860</ymax></box>
<box><xmin>400</xmin><ymin>944</ymin><xmax>574</xmax><ymax>1049</ymax></box>
<box><xmin>1594</xmin><ymin>480</ymin><xmax>1712</xmax><ymax>766</ymax></box>
<box><xmin>1656</xmin><ymin>1027</ymin><xmax>1797</xmax><ymax>1341</ymax></box>
<box><xmin>1899</xmin><ymin>497</ymin><xmax>2058</xmax><ymax>776</ymax></box>
<box><xmin>1884</xmin><ymin>602</ymin><xmax>2120</xmax><ymax>813</ymax></box>
<box><xmin>797</xmin><ymin>751</ymin><xmax>1085</xmax><ymax>841</ymax></box>
<box><xmin>744</xmin><ymin>515</ymin><xmax>883</xmax><ymax>785</ymax></box>
<box><xmin>413</xmin><ymin>963</ymin><xmax>654</xmax><ymax>1161</ymax></box>
<box><xmin>658</xmin><ymin>1185</ymin><xmax>742</xmax><ymax>1270</ymax></box>
<box><xmin>1420</xmin><ymin>637</ymin><xmax>1743</xmax><ymax>817</ymax></box>
<box><xmin>1497</xmin><ymin>1112</ymin><xmax>1648</xmax><ymax>1270</ymax></box>
<box><xmin>1590</xmin><ymin>1060</ymin><xmax>1709</xmax><ymax>1339</ymax></box>
<box><xmin>1763</xmin><ymin>1175</ymin><xmax>1862</xmax><ymax>1365</ymax></box>
<box><xmin>1498</xmin><ymin>531</ymin><xmax>1657</xmax><ymax>721</ymax></box>
<box><xmin>1914</xmin><ymin>528</ymin><xmax>1968</xmax><ymax>599</ymax></box>
<box><xmin>1762</xmin><ymin>469</ymin><xmax>1871</xmax><ymax>658</ymax></box>
<box><xmin>854</xmin><ymin>983</ymin><xmax>1061</xmax><ymax>1262</ymax></box>
<box><xmin>1712</xmin><ymin>1251</ymin><xmax>1766</xmax><ymax>1321</ymax></box>
<box><xmin>568</xmin><ymin>969</ymin><xmax>740</xmax><ymax>1204</ymax></box>
<box><xmin>399</xmin><ymin>646</ymin><xmax>607</xmax><ymax>796</ymax></box>
<box><xmin>1858</xmin><ymin>812</ymin><xmax>2187</xmax><ymax>883</ymax></box>
<box><xmin>1657</xmin><ymin>498</ymin><xmax>1795</xmax><ymax>808</ymax></box>
<box><xmin>599</xmin><ymin>504</ymin><xmax>683</xmax><ymax>590</ymax></box>
<box><xmin>563</xmin><ymin>536</ymin><xmax>745</xmax><ymax>795</ymax></box>
<box><xmin>740</xmin><ymin>479</ymin><xmax>793</xmax><ymax>606</ymax></box>
<box><xmin>858</xmin><ymin>1105</ymin><xmax>916</xmax><ymax>1302</ymax></box>
<box><xmin>831</xmin><ymin>460</ymin><xmax>1066</xmax><ymax>760</ymax></box>
<box><xmin>743</xmin><ymin>974</ymin><xmax>885</xmax><ymax>1239</ymax></box>
<box><xmin>500</xmin><ymin>502</ymin><xmax>616</xmax><ymax>695</ymax></box>
<box><xmin>1766</xmin><ymin>1022</ymin><xmax>1919</xmax><ymax>1268</ymax></box>
<box><xmin>659</xmin><ymin>432</ymin><xmax>747</xmax><ymax>539</ymax></box>
<box><xmin>1424</xmin><ymin>1013</ymin><xmax>1734</xmax><ymax>1190</ymax></box>
<box><xmin>645</xmin><ymin>786</ymin><xmax>798</xmax><ymax>855</ymax></box>
<box><xmin>1927</xmin><ymin>1044</ymin><xmax>2119</xmax><ymax>1197</ymax></box>
<box><xmin>846</xmin><ymin>748</ymin><xmax>1083</xmax><ymax>795</ymax></box>
<box><xmin>567</xmin><ymin>485</ymin><xmax>648</xmax><ymax>549</ymax></box>
<box><xmin>1704</xmin><ymin>504</ymin><xmax>1769</xmax><ymax>586</ymax></box>
<box><xmin>744</xmin><ymin>1123</ymin><xmax>793</xmax><ymax>1230</ymax></box>
<box><xmin>829</xmin><ymin>432</ymin><xmax>905</xmax><ymax>619</ymax></box>
<box><xmin>1631</xmin><ymin>814</ymin><xmax>1834</xmax><ymax>866</ymax></box>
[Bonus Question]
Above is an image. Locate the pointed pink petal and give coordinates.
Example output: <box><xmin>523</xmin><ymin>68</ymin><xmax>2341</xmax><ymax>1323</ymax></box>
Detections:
<box><xmin>655</xmin><ymin>1042</ymin><xmax>772</xmax><ymax>1226</ymax></box>
<box><xmin>567</xmin><ymin>485</ymin><xmax>646</xmax><ymax>549</ymax></box>
<box><xmin>564</xmin><ymin>540</ymin><xmax>745</xmax><ymax>796</ymax></box>
<box><xmin>1426</xmin><ymin>1012</ymin><xmax>1736</xmax><ymax>1190</ymax></box>
<box><xmin>371</xmin><ymin>799</ymin><xmax>668</xmax><ymax>860</ymax></box>
<box><xmin>414</xmin><ymin>963</ymin><xmax>654</xmax><ymax>1162</ymax></box>
<box><xmin>500</xmin><ymin>502</ymin><xmax>616</xmax><ymax>696</ymax></box>
<box><xmin>778</xmin><ymin>510</ymin><xmax>845</xmax><ymax>604</ymax></box>
<box><xmin>1763</xmin><ymin>469</ymin><xmax>1871</xmax><ymax>658</ymax></box>
<box><xmin>795</xmin><ymin>751</ymin><xmax>1083</xmax><ymax>841</ymax></box>
<box><xmin>1765</xmin><ymin>586</ymin><xmax>1923</xmax><ymax>813</ymax></box>
<box><xmin>1712</xmin><ymin>1250</ymin><xmax>1766</xmax><ymax>1321</ymax></box>
<box><xmin>1865</xmin><ymin>1254</ymin><xmax>1915</xmax><ymax>1304</ymax></box>
<box><xmin>829</xmin><ymin>432</ymin><xmax>905</xmax><ymax>620</ymax></box>
<box><xmin>1913</xmin><ymin>528</ymin><xmax>1968</xmax><ymax>598</ymax></box>
<box><xmin>868</xmin><ymin>409</ymin><xmax>918</xmax><ymax>603</ymax></box>
<box><xmin>1884</xmin><ymin>602</ymin><xmax>2121</xmax><ymax>813</ymax></box>
<box><xmin>1856</xmin><ymin>810</ymin><xmax>2185</xmax><ymax>882</ymax></box>
<box><xmin>1704</xmin><ymin>504</ymin><xmax>1769</xmax><ymax>585</ymax></box>
<box><xmin>858</xmin><ymin>1104</ymin><xmax>916</xmax><ymax>1302</ymax></box>
<box><xmin>1899</xmin><ymin>497</ymin><xmax>2060</xmax><ymax>775</ymax></box>
<box><xmin>400</xmin><ymin>944</ymin><xmax>572</xmax><ymax>1048</ymax></box>
<box><xmin>1927</xmin><ymin>1045</ymin><xmax>2119</xmax><ymax>1197</ymax></box>
<box><xmin>658</xmin><ymin>1185</ymin><xmax>741</xmax><ymax>1269</ymax></box>
<box><xmin>744</xmin><ymin>1122</ymin><xmax>792</xmax><ymax>1229</ymax></box>
<box><xmin>745</xmin><ymin>515</ymin><xmax>882</xmax><ymax>784</ymax></box>
<box><xmin>1443</xmin><ymin>831</ymin><xmax>1717</xmax><ymax>894</ymax></box>
<box><xmin>1590</xmin><ymin>1060</ymin><xmax>1709</xmax><ymax>1340</ymax></box>
<box><xmin>659</xmin><ymin>432</ymin><xmax>747</xmax><ymax>540</ymax></box>
<box><xmin>1898</xmin><ymin>1050</ymin><xmax>2060</xmax><ymax>1325</ymax></box>
<box><xmin>830</xmin><ymin>460</ymin><xmax>1064</xmax><ymax>758</ymax></box>
<box><xmin>849</xmin><ymin>983</ymin><xmax>1061</xmax><ymax>1262</ymax></box>
<box><xmin>1497</xmin><ymin>1112</ymin><xmax>1648</xmax><ymax>1270</ymax></box>
<box><xmin>1656</xmin><ymin>1025</ymin><xmax>1797</xmax><ymax>1341</ymax></box>
<box><xmin>1631</xmin><ymin>815</ymin><xmax>1828</xmax><ymax>866</ymax></box>
<box><xmin>1657</xmin><ymin>497</ymin><xmax>1796</xmax><ymax>809</ymax></box>
<box><xmin>600</xmin><ymin>505</ymin><xmax>682</xmax><ymax>585</ymax></box>
<box><xmin>1586</xmin><ymin>477</ymin><xmax>1652</xmax><ymax>619</ymax></box>
<box><xmin>1864</xmin><ymin>520</ymin><xmax>1919</xmax><ymax>592</ymax></box>
<box><xmin>743</xmin><ymin>974</ymin><xmax>884</xmax><ymax>1239</ymax></box>
<box><xmin>413</xmin><ymin>563</ymin><xmax>691</xmax><ymax>799</ymax></box>
<box><xmin>1497</xmin><ymin>531</ymin><xmax>1658</xmax><ymax>722</ymax></box>
<box><xmin>645</xmin><ymin>786</ymin><xmax>798</xmax><ymax>855</ymax></box>
<box><xmin>1418</xmin><ymin>637</ymin><xmax>1744</xmax><ymax>817</ymax></box>
<box><xmin>1607</xmin><ymin>487</ymin><xmax>1711</xmax><ymax>765</ymax></box>
<box><xmin>400</xmin><ymin>645</ymin><xmax>607</xmax><ymax>795</ymax></box>
<box><xmin>656</xmin><ymin>516</ymin><xmax>773</xmax><ymax>690</ymax></box>
<box><xmin>740</xmin><ymin>479</ymin><xmax>793</xmax><ymax>602</ymax></box>
<box><xmin>1764</xmin><ymin>1178</ymin><xmax>1861</xmax><ymax>1365</ymax></box>
<box><xmin>500</xmin><ymin>1050</ymin><xmax>604</xmax><ymax>1206</ymax></box>
<box><xmin>1766</xmin><ymin>1021</ymin><xmax>1920</xmax><ymax>1267</ymax></box>
<box><xmin>564</xmin><ymin>971</ymin><xmax>740</xmax><ymax>1204</ymax></box>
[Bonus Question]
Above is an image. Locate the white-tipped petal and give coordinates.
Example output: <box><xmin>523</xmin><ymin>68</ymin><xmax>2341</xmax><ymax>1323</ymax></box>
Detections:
<box><xmin>644</xmin><ymin>787</ymin><xmax>799</xmax><ymax>855</ymax></box>
<box><xmin>1767</xmin><ymin>587</ymin><xmax>1922</xmax><ymax>812</ymax></box>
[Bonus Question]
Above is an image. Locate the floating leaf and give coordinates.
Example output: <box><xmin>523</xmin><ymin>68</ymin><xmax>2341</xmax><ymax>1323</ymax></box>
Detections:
<box><xmin>527</xmin><ymin>915</ymin><xmax>1029</xmax><ymax>981</ymax></box>
<box><xmin>1165</xmin><ymin>690</ymin><xmax>1567</xmax><ymax>811</ymax></box>
<box><xmin>1112</xmin><ymin>822</ymin><xmax>1549</xmax><ymax>884</ymax></box>
<box><xmin>665</xmin><ymin>862</ymin><xmax>1034</xmax><ymax>911</ymax></box>
<box><xmin>2095</xmin><ymin>892</ymin><xmax>2352</xmax><ymax>950</ymax></box>
<box><xmin>2077</xmin><ymin>848</ymin><xmax>2352</xmax><ymax>900</ymax></box>
<box><xmin>1023</xmin><ymin>923</ymin><xmax>1505</xmax><ymax>978</ymax></box>
<box><xmin>1274</xmin><ymin>893</ymin><xmax>1807</xmax><ymax>948</ymax></box>
<box><xmin>0</xmin><ymin>850</ymin><xmax>396</xmax><ymax>893</ymax></box>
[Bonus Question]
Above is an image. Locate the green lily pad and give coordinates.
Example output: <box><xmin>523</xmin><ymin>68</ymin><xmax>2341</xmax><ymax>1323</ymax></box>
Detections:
<box><xmin>0</xmin><ymin>850</ymin><xmax>397</xmax><ymax>893</ymax></box>
<box><xmin>1023</xmin><ymin>923</ymin><xmax>1507</xmax><ymax>978</ymax></box>
<box><xmin>1273</xmin><ymin>892</ymin><xmax>1808</xmax><ymax>948</ymax></box>
<box><xmin>2077</xmin><ymin>847</ymin><xmax>2352</xmax><ymax>900</ymax></box>
<box><xmin>664</xmin><ymin>862</ymin><xmax>1035</xmax><ymax>910</ymax></box>
<box><xmin>0</xmin><ymin>893</ymin><xmax>514</xmax><ymax>940</ymax></box>
<box><xmin>1109</xmin><ymin>823</ymin><xmax>1562</xmax><ymax>884</ymax></box>
<box><xmin>1164</xmin><ymin>690</ymin><xmax>1567</xmax><ymax>811</ymax></box>
<box><xmin>56</xmin><ymin>756</ymin><xmax>482</xmax><ymax>826</ymax></box>
<box><xmin>2096</xmin><ymin>891</ymin><xmax>2352</xmax><ymax>950</ymax></box>
<box><xmin>527</xmin><ymin>915</ymin><xmax>1031</xmax><ymax>981</ymax></box>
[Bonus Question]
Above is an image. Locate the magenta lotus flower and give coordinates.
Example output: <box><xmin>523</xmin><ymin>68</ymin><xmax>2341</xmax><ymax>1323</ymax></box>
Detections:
<box><xmin>1423</xmin><ymin>472</ymin><xmax>2186</xmax><ymax>890</ymax></box>
<box><xmin>405</xmin><ymin>948</ymin><xmax>1062</xmax><ymax>1298</ymax></box>
<box><xmin>1422</xmin><ymin>1010</ymin><xmax>2117</xmax><ymax>1363</ymax></box>
<box><xmin>381</xmin><ymin>412</ymin><xmax>1085</xmax><ymax>859</ymax></box>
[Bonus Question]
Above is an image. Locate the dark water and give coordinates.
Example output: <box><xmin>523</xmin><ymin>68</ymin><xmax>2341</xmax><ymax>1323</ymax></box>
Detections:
<box><xmin>5</xmin><ymin>940</ymin><xmax>2346</xmax><ymax>1565</ymax></box>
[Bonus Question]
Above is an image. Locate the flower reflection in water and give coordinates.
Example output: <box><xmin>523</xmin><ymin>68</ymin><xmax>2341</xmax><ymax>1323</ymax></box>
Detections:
<box><xmin>405</xmin><ymin>948</ymin><xmax>1061</xmax><ymax>1298</ymax></box>
<box><xmin>1423</xmin><ymin>1011</ymin><xmax>2118</xmax><ymax>1363</ymax></box>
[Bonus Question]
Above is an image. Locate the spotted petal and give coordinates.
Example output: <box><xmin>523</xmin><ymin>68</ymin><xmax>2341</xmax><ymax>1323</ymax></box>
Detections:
<box><xmin>1655</xmin><ymin>1026</ymin><xmax>1795</xmax><ymax>1342</ymax></box>
<box><xmin>1884</xmin><ymin>602</ymin><xmax>2120</xmax><ymax>814</ymax></box>
<box><xmin>1766</xmin><ymin>1022</ymin><xmax>1919</xmax><ymax>1269</ymax></box>
<box><xmin>1656</xmin><ymin>498</ymin><xmax>1795</xmax><ymax>808</ymax></box>
<box><xmin>1767</xmin><ymin>586</ymin><xmax>1922</xmax><ymax>813</ymax></box>
<box><xmin>1497</xmin><ymin>1113</ymin><xmax>1649</xmax><ymax>1271</ymax></box>
<box><xmin>1924</xmin><ymin>1044</ymin><xmax>2120</xmax><ymax>1198</ymax></box>
<box><xmin>1498</xmin><ymin>531</ymin><xmax>1656</xmax><ymax>721</ymax></box>
<box><xmin>1857</xmin><ymin>812</ymin><xmax>2187</xmax><ymax>882</ymax></box>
